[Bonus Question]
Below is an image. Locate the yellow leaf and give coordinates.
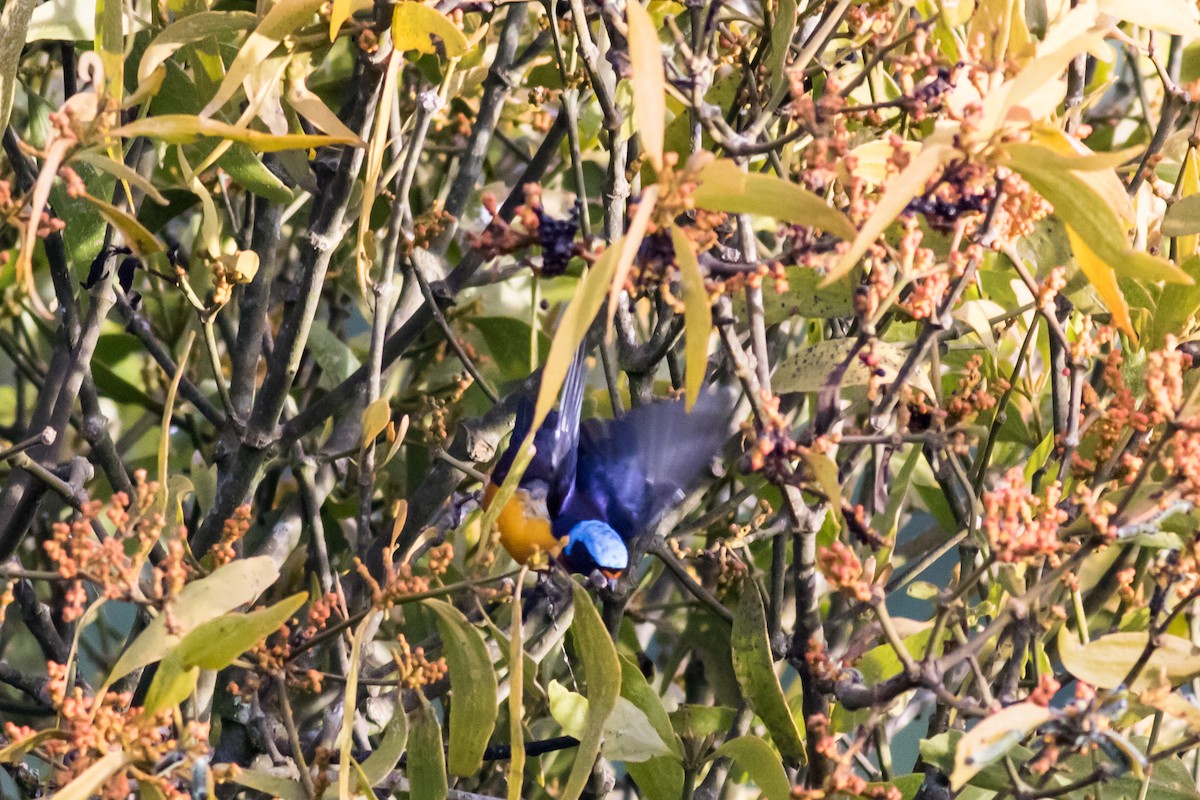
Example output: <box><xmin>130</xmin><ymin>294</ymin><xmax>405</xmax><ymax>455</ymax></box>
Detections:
<box><xmin>392</xmin><ymin>2</ymin><xmax>469</xmax><ymax>58</ymax></box>
<box><xmin>626</xmin><ymin>0</ymin><xmax>666</xmax><ymax>170</ymax></box>
<box><xmin>846</xmin><ymin>139</ymin><xmax>922</xmax><ymax>185</ymax></box>
<box><xmin>330</xmin><ymin>0</ymin><xmax>352</xmax><ymax>40</ymax></box>
<box><xmin>693</xmin><ymin>158</ymin><xmax>858</xmax><ymax>240</ymax></box>
<box><xmin>113</xmin><ymin>114</ymin><xmax>364</xmax><ymax>151</ymax></box>
<box><xmin>824</xmin><ymin>143</ymin><xmax>954</xmax><ymax>287</ymax></box>
<box><xmin>1098</xmin><ymin>0</ymin><xmax>1200</xmax><ymax>38</ymax></box>
<box><xmin>70</xmin><ymin>150</ymin><xmax>168</xmax><ymax>205</ymax></box>
<box><xmin>94</xmin><ymin>0</ymin><xmax>123</xmax><ymax>109</ymax></box>
<box><xmin>356</xmin><ymin>52</ymin><xmax>402</xmax><ymax>293</ymax></box>
<box><xmin>79</xmin><ymin>192</ymin><xmax>165</xmax><ymax>258</ymax></box>
<box><xmin>950</xmin><ymin>702</ymin><xmax>1053</xmax><ymax>790</ymax></box>
<box><xmin>285</xmin><ymin>70</ymin><xmax>362</xmax><ymax>142</ymax></box>
<box><xmin>1059</xmin><ymin>627</ymin><xmax>1200</xmax><ymax>689</ymax></box>
<box><xmin>1175</xmin><ymin>150</ymin><xmax>1200</xmax><ymax>259</ymax></box>
<box><xmin>670</xmin><ymin>225</ymin><xmax>712</xmax><ymax>410</ymax></box>
<box><xmin>361</xmin><ymin>396</ymin><xmax>392</xmax><ymax>449</ymax></box>
<box><xmin>1066</xmin><ymin>225</ymin><xmax>1136</xmax><ymax>340</ymax></box>
<box><xmin>607</xmin><ymin>184</ymin><xmax>660</xmax><ymax>330</ymax></box>
<box><xmin>200</xmin><ymin>0</ymin><xmax>359</xmax><ymax>117</ymax></box>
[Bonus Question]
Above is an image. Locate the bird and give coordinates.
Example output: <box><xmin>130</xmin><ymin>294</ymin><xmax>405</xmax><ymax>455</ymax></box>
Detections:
<box><xmin>485</xmin><ymin>349</ymin><xmax>736</xmax><ymax>586</ymax></box>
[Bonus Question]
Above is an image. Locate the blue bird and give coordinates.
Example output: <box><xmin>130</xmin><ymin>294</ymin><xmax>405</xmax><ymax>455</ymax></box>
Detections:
<box><xmin>486</xmin><ymin>351</ymin><xmax>734</xmax><ymax>585</ymax></box>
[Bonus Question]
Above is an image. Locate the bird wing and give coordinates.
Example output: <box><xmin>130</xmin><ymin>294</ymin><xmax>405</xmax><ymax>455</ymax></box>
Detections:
<box><xmin>491</xmin><ymin>344</ymin><xmax>589</xmax><ymax>513</ymax></box>
<box><xmin>557</xmin><ymin>386</ymin><xmax>736</xmax><ymax>541</ymax></box>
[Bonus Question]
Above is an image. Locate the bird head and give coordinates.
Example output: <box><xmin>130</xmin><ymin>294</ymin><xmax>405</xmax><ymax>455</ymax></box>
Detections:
<box><xmin>560</xmin><ymin>520</ymin><xmax>628</xmax><ymax>589</ymax></box>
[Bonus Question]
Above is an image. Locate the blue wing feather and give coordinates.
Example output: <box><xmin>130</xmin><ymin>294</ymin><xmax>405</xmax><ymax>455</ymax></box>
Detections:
<box><xmin>555</xmin><ymin>386</ymin><xmax>736</xmax><ymax>541</ymax></box>
<box><xmin>491</xmin><ymin>344</ymin><xmax>590</xmax><ymax>516</ymax></box>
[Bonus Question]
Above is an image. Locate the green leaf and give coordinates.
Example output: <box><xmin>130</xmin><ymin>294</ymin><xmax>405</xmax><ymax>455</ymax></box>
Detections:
<box><xmin>141</xmin><ymin>650</ymin><xmax>201</xmax><ymax>715</ymax></box>
<box><xmin>1147</xmin><ymin>256</ymin><xmax>1200</xmax><ymax>350</ymax></box>
<box><xmin>549</xmin><ymin>681</ymin><xmax>675</xmax><ymax>763</ymax></box>
<box><xmin>730</xmin><ymin>584</ymin><xmax>805</xmax><ymax>765</ymax></box>
<box><xmin>733</xmin><ymin>267</ymin><xmax>856</xmax><ymax>324</ymax></box>
<box><xmin>181</xmin><ymin>593</ymin><xmax>306</xmax><ymax>670</ymax></box>
<box><xmin>234</xmin><ymin>770</ymin><xmax>308</xmax><ymax>800</ymax></box>
<box><xmin>407</xmin><ymin>693</ymin><xmax>448</xmax><ymax>800</ymax></box>
<box><xmin>620</xmin><ymin>655</ymin><xmax>683</xmax><ymax>759</ymax></box>
<box><xmin>693</xmin><ymin>158</ymin><xmax>857</xmax><ymax>241</ymax></box>
<box><xmin>136</xmin><ymin>11</ymin><xmax>258</xmax><ymax>91</ymax></box>
<box><xmin>1058</xmin><ymin>628</ymin><xmax>1200</xmax><ymax>690</ymax></box>
<box><xmin>773</xmin><ymin>338</ymin><xmax>936</xmax><ymax>399</ymax></box>
<box><xmin>765</xmin><ymin>0</ymin><xmax>798</xmax><ymax>94</ymax></box>
<box><xmin>1164</xmin><ymin>194</ymin><xmax>1200</xmax><ymax>238</ymax></box>
<box><xmin>306</xmin><ymin>319</ymin><xmax>361</xmax><ymax>388</ymax></box>
<box><xmin>950</xmin><ymin>702</ymin><xmax>1054</xmax><ymax>790</ymax></box>
<box><xmin>562</xmin><ymin>582</ymin><xmax>622</xmax><ymax>800</ymax></box>
<box><xmin>670</xmin><ymin>704</ymin><xmax>737</xmax><ymax>741</ymax></box>
<box><xmin>217</xmin><ymin>143</ymin><xmax>294</xmax><ymax>204</ymax></box>
<box><xmin>711</xmin><ymin>735</ymin><xmax>793</xmax><ymax>800</ymax></box>
<box><xmin>469</xmin><ymin>316</ymin><xmax>550</xmax><ymax>381</ymax></box>
<box><xmin>26</xmin><ymin>0</ymin><xmax>94</xmax><ymax>41</ymax></box>
<box><xmin>423</xmin><ymin>598</ymin><xmax>498</xmax><ymax>776</ymax></box>
<box><xmin>357</xmin><ymin>709</ymin><xmax>408</xmax><ymax>787</ymax></box>
<box><xmin>78</xmin><ymin>192</ymin><xmax>164</xmax><ymax>258</ymax></box>
<box><xmin>105</xmin><ymin>557</ymin><xmax>281</xmax><ymax>687</ymax></box>
<box><xmin>392</xmin><ymin>1</ymin><xmax>469</xmax><ymax>57</ymax></box>
<box><xmin>671</xmin><ymin>225</ymin><xmax>712</xmax><ymax>410</ymax></box>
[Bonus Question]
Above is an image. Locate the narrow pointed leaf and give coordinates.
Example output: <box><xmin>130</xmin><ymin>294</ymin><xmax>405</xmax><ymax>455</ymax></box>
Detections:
<box><xmin>671</xmin><ymin>225</ymin><xmax>712</xmax><ymax>410</ymax></box>
<box><xmin>424</xmin><ymin>598</ymin><xmax>498</xmax><ymax>776</ymax></box>
<box><xmin>626</xmin><ymin>0</ymin><xmax>665</xmax><ymax>169</ymax></box>
<box><xmin>731</xmin><ymin>585</ymin><xmax>806</xmax><ymax>765</ymax></box>
<box><xmin>562</xmin><ymin>582</ymin><xmax>622</xmax><ymax>800</ymax></box>
<box><xmin>712</xmin><ymin>736</ymin><xmax>793</xmax><ymax>800</ymax></box>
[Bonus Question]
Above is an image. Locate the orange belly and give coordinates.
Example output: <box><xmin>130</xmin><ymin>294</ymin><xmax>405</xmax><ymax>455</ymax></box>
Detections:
<box><xmin>484</xmin><ymin>483</ymin><xmax>563</xmax><ymax>565</ymax></box>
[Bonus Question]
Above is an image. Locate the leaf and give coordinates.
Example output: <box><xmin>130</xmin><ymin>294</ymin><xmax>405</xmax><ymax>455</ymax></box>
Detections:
<box><xmin>562</xmin><ymin>582</ymin><xmax>622</xmax><ymax>800</ymax></box>
<box><xmin>217</xmin><ymin>143</ymin><xmax>293</xmax><ymax>203</ymax></box>
<box><xmin>508</xmin><ymin>573</ymin><xmax>526</xmax><ymax>800</ymax></box>
<box><xmin>607</xmin><ymin>184</ymin><xmax>661</xmax><ymax>329</ymax></box>
<box><xmin>361</xmin><ymin>397</ymin><xmax>392</xmax><ymax>449</ymax></box>
<box><xmin>626</xmin><ymin>0</ymin><xmax>665</xmax><ymax>170</ymax></box>
<box><xmin>105</xmin><ymin>557</ymin><xmax>281</xmax><ymax>685</ymax></box>
<box><xmin>1164</xmin><ymin>194</ymin><xmax>1200</xmax><ymax>238</ymax></box>
<box><xmin>25</xmin><ymin>0</ymin><xmax>94</xmax><ymax>41</ymax></box>
<box><xmin>306</xmin><ymin>319</ymin><xmax>362</xmax><ymax>387</ymax></box>
<box><xmin>924</xmin><ymin>731</ymin><xmax>1200</xmax><ymax>799</ymax></box>
<box><xmin>730</xmin><ymin>584</ymin><xmax>806</xmax><ymax>765</ymax></box>
<box><xmin>202</xmin><ymin>0</ymin><xmax>320</xmax><ymax>116</ymax></box>
<box><xmin>549</xmin><ymin>682</ymin><xmax>673</xmax><ymax>763</ymax></box>
<box><xmin>620</xmin><ymin>656</ymin><xmax>683</xmax><ymax>759</ymax></box>
<box><xmin>670</xmin><ymin>704</ymin><xmax>737</xmax><ymax>741</ymax></box>
<box><xmin>671</xmin><ymin>225</ymin><xmax>712</xmax><ymax>409</ymax></box>
<box><xmin>1148</xmin><ymin>256</ymin><xmax>1200</xmax><ymax>350</ymax></box>
<box><xmin>765</xmin><ymin>0</ymin><xmax>798</xmax><ymax>94</ymax></box>
<box><xmin>234</xmin><ymin>770</ymin><xmax>308</xmax><ymax>800</ymax></box>
<box><xmin>750</xmin><ymin>267</ymin><xmax>856</xmax><ymax>323</ymax></box>
<box><xmin>0</xmin><ymin>0</ymin><xmax>37</xmax><ymax>134</ymax></box>
<box><xmin>330</xmin><ymin>0</ymin><xmax>353</xmax><ymax>40</ymax></box>
<box><xmin>78</xmin><ymin>192</ymin><xmax>164</xmax><ymax>258</ymax></box>
<box><xmin>694</xmin><ymin>159</ymin><xmax>857</xmax><ymax>241</ymax></box>
<box><xmin>470</xmin><ymin>317</ymin><xmax>550</xmax><ymax>380</ymax></box>
<box><xmin>712</xmin><ymin>736</ymin><xmax>793</xmax><ymax>800</ymax></box>
<box><xmin>424</xmin><ymin>598</ymin><xmax>498</xmax><ymax>776</ymax></box>
<box><xmin>1009</xmin><ymin>146</ymin><xmax>1192</xmax><ymax>294</ymax></box>
<box><xmin>773</xmin><ymin>338</ymin><xmax>936</xmax><ymax>399</ymax></box>
<box><xmin>114</xmin><ymin>114</ymin><xmax>364</xmax><ymax>151</ymax></box>
<box><xmin>407</xmin><ymin>693</ymin><xmax>448</xmax><ymax>800</ymax></box>
<box><xmin>70</xmin><ymin>150</ymin><xmax>168</xmax><ymax>205</ymax></box>
<box><xmin>825</xmin><ymin>143</ymin><xmax>955</xmax><ymax>286</ymax></box>
<box><xmin>1065</xmin><ymin>225</ymin><xmax>1136</xmax><ymax>340</ymax></box>
<box><xmin>392</xmin><ymin>2</ymin><xmax>469</xmax><ymax>57</ymax></box>
<box><xmin>1059</xmin><ymin>629</ymin><xmax>1200</xmax><ymax>690</ymax></box>
<box><xmin>1098</xmin><ymin>0</ymin><xmax>1200</xmax><ymax>37</ymax></box>
<box><xmin>0</xmin><ymin>729</ymin><xmax>71</xmax><ymax>763</ymax></box>
<box><xmin>49</xmin><ymin>750</ymin><xmax>132</xmax><ymax>800</ymax></box>
<box><xmin>621</xmin><ymin>655</ymin><xmax>685</xmax><ymax>800</ymax></box>
<box><xmin>951</xmin><ymin>702</ymin><xmax>1054</xmax><ymax>790</ymax></box>
<box><xmin>137</xmin><ymin>11</ymin><xmax>257</xmax><ymax>90</ymax></box>
<box><xmin>141</xmin><ymin>651</ymin><xmax>200</xmax><ymax>715</ymax></box>
<box><xmin>180</xmin><ymin>593</ymin><xmax>307</xmax><ymax>670</ymax></box>
<box><xmin>286</xmin><ymin>70</ymin><xmax>361</xmax><ymax>142</ymax></box>
<box><xmin>357</xmin><ymin>708</ymin><xmax>408</xmax><ymax>786</ymax></box>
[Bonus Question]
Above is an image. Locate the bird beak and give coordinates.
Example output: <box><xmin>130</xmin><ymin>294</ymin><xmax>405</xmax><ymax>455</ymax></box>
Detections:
<box><xmin>607</xmin><ymin>576</ymin><xmax>620</xmax><ymax>592</ymax></box>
